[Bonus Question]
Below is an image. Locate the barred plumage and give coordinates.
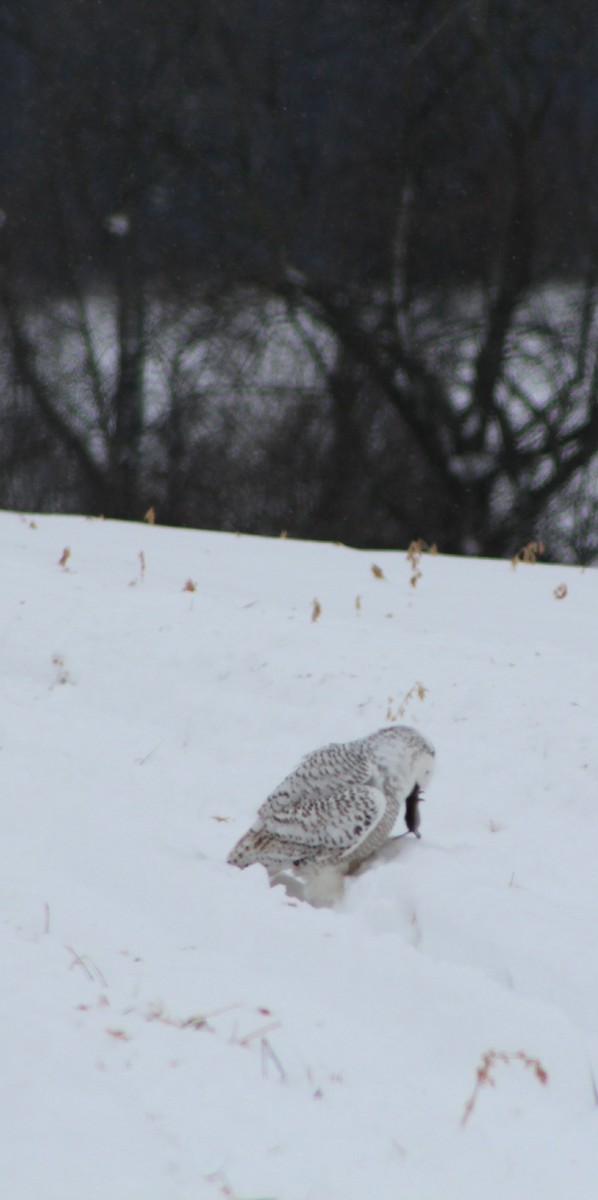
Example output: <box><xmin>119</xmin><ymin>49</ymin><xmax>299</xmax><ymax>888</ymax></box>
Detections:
<box><xmin>228</xmin><ymin>725</ymin><xmax>435</xmax><ymax>902</ymax></box>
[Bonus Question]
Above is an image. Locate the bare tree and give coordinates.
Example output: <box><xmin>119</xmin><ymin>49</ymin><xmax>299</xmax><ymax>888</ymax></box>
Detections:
<box><xmin>268</xmin><ymin>0</ymin><xmax>598</xmax><ymax>558</ymax></box>
<box><xmin>0</xmin><ymin>0</ymin><xmax>597</xmax><ymax>561</ymax></box>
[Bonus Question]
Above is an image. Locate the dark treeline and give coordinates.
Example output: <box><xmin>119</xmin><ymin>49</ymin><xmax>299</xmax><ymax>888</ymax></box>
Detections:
<box><xmin>0</xmin><ymin>0</ymin><xmax>597</xmax><ymax>560</ymax></box>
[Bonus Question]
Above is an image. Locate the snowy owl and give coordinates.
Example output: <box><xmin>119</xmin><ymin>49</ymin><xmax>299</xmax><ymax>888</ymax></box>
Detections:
<box><xmin>228</xmin><ymin>725</ymin><xmax>435</xmax><ymax>903</ymax></box>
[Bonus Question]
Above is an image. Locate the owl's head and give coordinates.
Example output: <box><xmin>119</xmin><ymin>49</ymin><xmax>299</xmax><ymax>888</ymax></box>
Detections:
<box><xmin>412</xmin><ymin>743</ymin><xmax>435</xmax><ymax>789</ymax></box>
<box><xmin>375</xmin><ymin>724</ymin><xmax>436</xmax><ymax>793</ymax></box>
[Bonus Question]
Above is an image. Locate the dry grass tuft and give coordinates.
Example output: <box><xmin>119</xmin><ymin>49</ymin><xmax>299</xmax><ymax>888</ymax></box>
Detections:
<box><xmin>511</xmin><ymin>540</ymin><xmax>545</xmax><ymax>568</ymax></box>
<box><xmin>406</xmin><ymin>538</ymin><xmax>437</xmax><ymax>587</ymax></box>
<box><xmin>147</xmin><ymin>1002</ymin><xmax>287</xmax><ymax>1086</ymax></box>
<box><xmin>387</xmin><ymin>681</ymin><xmax>428</xmax><ymax>721</ymax></box>
<box><xmin>461</xmin><ymin>1048</ymin><xmax>548</xmax><ymax>1127</ymax></box>
<box><xmin>311</xmin><ymin>597</ymin><xmax>322</xmax><ymax>622</ymax></box>
<box><xmin>182</xmin><ymin>578</ymin><xmax>197</xmax><ymax>592</ymax></box>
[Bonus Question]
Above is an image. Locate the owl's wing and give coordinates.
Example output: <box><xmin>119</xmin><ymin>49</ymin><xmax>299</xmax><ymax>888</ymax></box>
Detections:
<box><xmin>261</xmin><ymin>744</ymin><xmax>369</xmax><ymax>811</ymax></box>
<box><xmin>257</xmin><ymin>784</ymin><xmax>387</xmax><ymax>860</ymax></box>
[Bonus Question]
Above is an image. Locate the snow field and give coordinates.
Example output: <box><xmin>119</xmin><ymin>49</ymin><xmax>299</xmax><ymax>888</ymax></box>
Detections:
<box><xmin>1</xmin><ymin>512</ymin><xmax>597</xmax><ymax>1199</ymax></box>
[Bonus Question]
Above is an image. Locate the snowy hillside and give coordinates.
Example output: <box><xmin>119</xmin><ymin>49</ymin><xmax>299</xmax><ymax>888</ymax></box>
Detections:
<box><xmin>2</xmin><ymin>511</ymin><xmax>597</xmax><ymax>1200</ymax></box>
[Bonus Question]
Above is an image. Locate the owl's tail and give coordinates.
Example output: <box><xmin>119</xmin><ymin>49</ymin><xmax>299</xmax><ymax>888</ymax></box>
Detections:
<box><xmin>227</xmin><ymin>830</ymin><xmax>262</xmax><ymax>869</ymax></box>
<box><xmin>227</xmin><ymin>826</ymin><xmax>301</xmax><ymax>871</ymax></box>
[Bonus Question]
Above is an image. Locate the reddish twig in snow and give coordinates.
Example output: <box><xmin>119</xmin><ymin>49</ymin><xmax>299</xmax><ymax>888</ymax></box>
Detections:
<box><xmin>66</xmin><ymin>945</ymin><xmax>108</xmax><ymax>987</ymax></box>
<box><xmin>461</xmin><ymin>1049</ymin><xmax>548</xmax><ymax>1127</ymax></box>
<box><xmin>261</xmin><ymin>1036</ymin><xmax>287</xmax><ymax>1083</ymax></box>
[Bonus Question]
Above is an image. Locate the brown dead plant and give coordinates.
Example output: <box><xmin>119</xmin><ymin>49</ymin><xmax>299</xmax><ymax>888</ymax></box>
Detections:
<box><xmin>461</xmin><ymin>1049</ymin><xmax>548</xmax><ymax>1127</ymax></box>
<box><xmin>511</xmin><ymin>540</ymin><xmax>545</xmax><ymax>568</ymax></box>
<box><xmin>387</xmin><ymin>681</ymin><xmax>428</xmax><ymax>721</ymax></box>
<box><xmin>406</xmin><ymin>539</ymin><xmax>437</xmax><ymax>587</ymax></box>
<box><xmin>231</xmin><ymin>1020</ymin><xmax>286</xmax><ymax>1083</ymax></box>
<box><xmin>146</xmin><ymin>1001</ymin><xmax>216</xmax><ymax>1032</ymax></box>
<box><xmin>66</xmin><ymin>945</ymin><xmax>108</xmax><ymax>986</ymax></box>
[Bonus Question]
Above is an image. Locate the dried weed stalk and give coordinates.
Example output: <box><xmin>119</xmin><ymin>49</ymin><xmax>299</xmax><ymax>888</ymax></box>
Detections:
<box><xmin>57</xmin><ymin>546</ymin><xmax>71</xmax><ymax>569</ymax></box>
<box><xmin>511</xmin><ymin>540</ymin><xmax>545</xmax><ymax>568</ymax></box>
<box><xmin>387</xmin><ymin>681</ymin><xmax>428</xmax><ymax>721</ymax></box>
<box><xmin>129</xmin><ymin>551</ymin><xmax>146</xmax><ymax>587</ymax></box>
<box><xmin>147</xmin><ymin>1001</ymin><xmax>215</xmax><ymax>1032</ymax></box>
<box><xmin>260</xmin><ymin>1037</ymin><xmax>287</xmax><ymax>1083</ymax></box>
<box><xmin>66</xmin><ymin>945</ymin><xmax>108</xmax><ymax>986</ymax></box>
<box><xmin>147</xmin><ymin>1000</ymin><xmax>249</xmax><ymax>1038</ymax></box>
<box><xmin>461</xmin><ymin>1049</ymin><xmax>548</xmax><ymax>1127</ymax></box>
<box><xmin>311</xmin><ymin>598</ymin><xmax>322</xmax><ymax>622</ymax></box>
<box><xmin>371</xmin><ymin>563</ymin><xmax>385</xmax><ymax>580</ymax></box>
<box><xmin>406</xmin><ymin>539</ymin><xmax>437</xmax><ymax>587</ymax></box>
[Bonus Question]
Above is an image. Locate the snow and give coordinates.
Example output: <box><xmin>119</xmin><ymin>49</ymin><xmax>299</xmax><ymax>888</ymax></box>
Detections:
<box><xmin>1</xmin><ymin>510</ymin><xmax>597</xmax><ymax>1199</ymax></box>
